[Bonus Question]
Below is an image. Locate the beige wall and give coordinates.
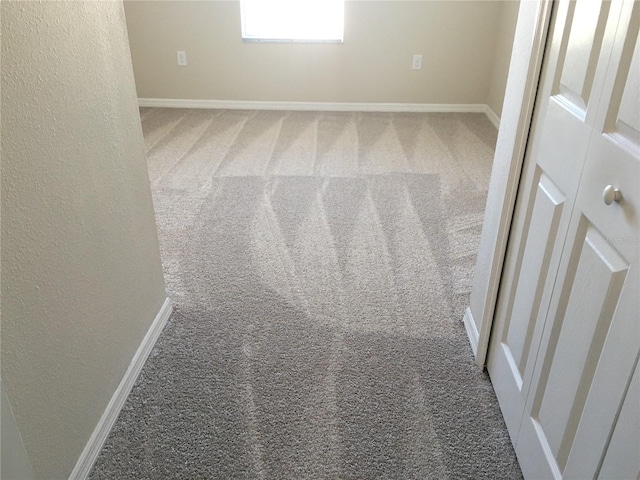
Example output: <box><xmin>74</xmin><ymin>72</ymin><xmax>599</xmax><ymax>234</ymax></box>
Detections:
<box><xmin>1</xmin><ymin>381</ymin><xmax>35</xmax><ymax>479</ymax></box>
<box><xmin>1</xmin><ymin>2</ymin><xmax>167</xmax><ymax>479</ymax></box>
<box><xmin>487</xmin><ymin>0</ymin><xmax>520</xmax><ymax>117</ymax></box>
<box><xmin>124</xmin><ymin>0</ymin><xmax>505</xmax><ymax>104</ymax></box>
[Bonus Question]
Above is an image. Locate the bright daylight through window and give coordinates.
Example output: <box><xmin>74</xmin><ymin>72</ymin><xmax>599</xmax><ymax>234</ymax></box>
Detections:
<box><xmin>241</xmin><ymin>0</ymin><xmax>344</xmax><ymax>42</ymax></box>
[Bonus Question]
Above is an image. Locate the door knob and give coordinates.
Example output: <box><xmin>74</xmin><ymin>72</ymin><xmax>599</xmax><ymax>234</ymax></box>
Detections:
<box><xmin>603</xmin><ymin>185</ymin><xmax>622</xmax><ymax>205</ymax></box>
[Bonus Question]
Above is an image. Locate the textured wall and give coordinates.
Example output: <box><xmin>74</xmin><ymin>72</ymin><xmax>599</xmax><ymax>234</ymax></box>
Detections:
<box><xmin>124</xmin><ymin>0</ymin><xmax>503</xmax><ymax>104</ymax></box>
<box><xmin>1</xmin><ymin>381</ymin><xmax>35</xmax><ymax>479</ymax></box>
<box><xmin>487</xmin><ymin>1</ymin><xmax>520</xmax><ymax>118</ymax></box>
<box><xmin>1</xmin><ymin>2</ymin><xmax>167</xmax><ymax>478</ymax></box>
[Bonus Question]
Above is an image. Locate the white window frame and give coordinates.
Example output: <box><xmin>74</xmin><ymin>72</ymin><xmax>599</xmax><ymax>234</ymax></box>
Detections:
<box><xmin>240</xmin><ymin>0</ymin><xmax>344</xmax><ymax>43</ymax></box>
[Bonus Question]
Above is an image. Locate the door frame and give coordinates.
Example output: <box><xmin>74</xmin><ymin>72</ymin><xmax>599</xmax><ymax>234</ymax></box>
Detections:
<box><xmin>464</xmin><ymin>0</ymin><xmax>555</xmax><ymax>367</ymax></box>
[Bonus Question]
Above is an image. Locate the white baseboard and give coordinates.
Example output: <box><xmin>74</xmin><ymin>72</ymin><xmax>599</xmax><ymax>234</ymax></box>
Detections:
<box><xmin>463</xmin><ymin>306</ymin><xmax>480</xmax><ymax>359</ymax></box>
<box><xmin>69</xmin><ymin>297</ymin><xmax>173</xmax><ymax>480</ymax></box>
<box><xmin>138</xmin><ymin>98</ymin><xmax>490</xmax><ymax>114</ymax></box>
<box><xmin>483</xmin><ymin>105</ymin><xmax>501</xmax><ymax>129</ymax></box>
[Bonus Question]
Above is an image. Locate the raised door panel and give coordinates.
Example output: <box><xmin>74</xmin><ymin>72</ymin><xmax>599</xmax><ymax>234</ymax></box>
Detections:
<box><xmin>613</xmin><ymin>29</ymin><xmax>640</xmax><ymax>147</ymax></box>
<box><xmin>537</xmin><ymin>0</ymin><xmax>617</xmax><ymax>189</ymax></box>
<box><xmin>502</xmin><ymin>172</ymin><xmax>565</xmax><ymax>386</ymax></box>
<box><xmin>603</xmin><ymin>0</ymin><xmax>640</xmax><ymax>154</ymax></box>
<box><xmin>556</xmin><ymin>0</ymin><xmax>611</xmax><ymax>116</ymax></box>
<box><xmin>488</xmin><ymin>168</ymin><xmax>568</xmax><ymax>441</ymax></box>
<box><xmin>518</xmin><ymin>220</ymin><xmax>631</xmax><ymax>479</ymax></box>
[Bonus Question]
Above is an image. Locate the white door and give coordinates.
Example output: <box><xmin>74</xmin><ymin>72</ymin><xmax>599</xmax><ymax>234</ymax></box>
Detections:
<box><xmin>487</xmin><ymin>0</ymin><xmax>640</xmax><ymax>478</ymax></box>
<box><xmin>598</xmin><ymin>358</ymin><xmax>640</xmax><ymax>480</ymax></box>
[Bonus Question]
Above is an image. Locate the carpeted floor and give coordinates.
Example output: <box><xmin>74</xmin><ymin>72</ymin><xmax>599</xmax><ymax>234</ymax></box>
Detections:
<box><xmin>89</xmin><ymin>109</ymin><xmax>522</xmax><ymax>479</ymax></box>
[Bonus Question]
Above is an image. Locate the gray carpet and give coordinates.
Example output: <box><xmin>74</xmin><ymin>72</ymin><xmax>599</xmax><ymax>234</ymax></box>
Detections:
<box><xmin>89</xmin><ymin>109</ymin><xmax>522</xmax><ymax>479</ymax></box>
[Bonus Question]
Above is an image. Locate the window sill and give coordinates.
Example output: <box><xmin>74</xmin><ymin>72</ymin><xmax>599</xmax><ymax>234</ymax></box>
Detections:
<box><xmin>242</xmin><ymin>37</ymin><xmax>343</xmax><ymax>44</ymax></box>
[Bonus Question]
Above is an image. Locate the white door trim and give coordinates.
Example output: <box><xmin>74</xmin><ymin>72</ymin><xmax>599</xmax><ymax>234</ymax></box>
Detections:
<box><xmin>466</xmin><ymin>0</ymin><xmax>554</xmax><ymax>367</ymax></box>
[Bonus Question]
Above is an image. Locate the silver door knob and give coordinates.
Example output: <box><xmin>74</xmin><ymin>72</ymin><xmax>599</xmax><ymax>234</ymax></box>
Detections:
<box><xmin>603</xmin><ymin>185</ymin><xmax>622</xmax><ymax>205</ymax></box>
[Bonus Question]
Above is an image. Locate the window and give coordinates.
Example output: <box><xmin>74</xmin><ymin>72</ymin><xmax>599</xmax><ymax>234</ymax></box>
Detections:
<box><xmin>241</xmin><ymin>0</ymin><xmax>344</xmax><ymax>43</ymax></box>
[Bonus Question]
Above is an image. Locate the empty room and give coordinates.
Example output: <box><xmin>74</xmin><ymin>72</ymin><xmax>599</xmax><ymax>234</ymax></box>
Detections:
<box><xmin>2</xmin><ymin>0</ymin><xmax>639</xmax><ymax>479</ymax></box>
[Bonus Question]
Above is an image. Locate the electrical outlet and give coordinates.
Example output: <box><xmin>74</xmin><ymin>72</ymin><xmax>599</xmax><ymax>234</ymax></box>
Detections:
<box><xmin>177</xmin><ymin>50</ymin><xmax>187</xmax><ymax>66</ymax></box>
<box><xmin>412</xmin><ymin>54</ymin><xmax>423</xmax><ymax>71</ymax></box>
